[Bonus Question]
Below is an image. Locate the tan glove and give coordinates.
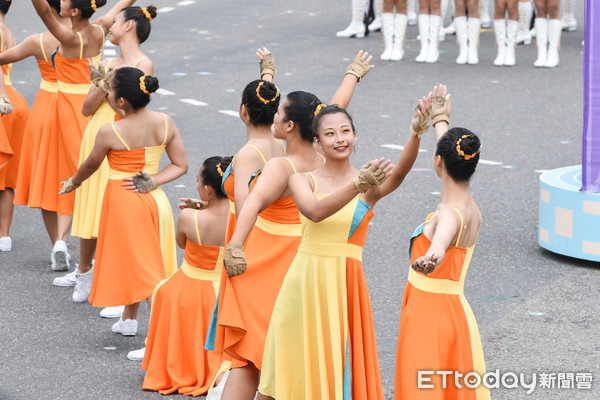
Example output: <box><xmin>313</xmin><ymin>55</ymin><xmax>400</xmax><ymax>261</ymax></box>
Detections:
<box><xmin>182</xmin><ymin>197</ymin><xmax>209</xmax><ymax>210</ymax></box>
<box><xmin>59</xmin><ymin>177</ymin><xmax>80</xmax><ymax>194</ymax></box>
<box><xmin>431</xmin><ymin>94</ymin><xmax>451</xmax><ymax>126</ymax></box>
<box><xmin>0</xmin><ymin>96</ymin><xmax>13</xmax><ymax>115</ymax></box>
<box><xmin>132</xmin><ymin>171</ymin><xmax>156</xmax><ymax>193</ymax></box>
<box><xmin>89</xmin><ymin>64</ymin><xmax>114</xmax><ymax>93</ymax></box>
<box><xmin>411</xmin><ymin>253</ymin><xmax>439</xmax><ymax>275</ymax></box>
<box><xmin>345</xmin><ymin>53</ymin><xmax>372</xmax><ymax>82</ymax></box>
<box><xmin>353</xmin><ymin>162</ymin><xmax>388</xmax><ymax>193</ymax></box>
<box><xmin>259</xmin><ymin>52</ymin><xmax>276</xmax><ymax>78</ymax></box>
<box><xmin>223</xmin><ymin>242</ymin><xmax>247</xmax><ymax>277</ymax></box>
<box><xmin>410</xmin><ymin>104</ymin><xmax>431</xmax><ymax>139</ymax></box>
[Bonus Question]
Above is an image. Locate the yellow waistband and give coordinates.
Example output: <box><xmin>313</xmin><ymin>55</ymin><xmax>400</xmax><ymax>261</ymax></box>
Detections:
<box><xmin>229</xmin><ymin>199</ymin><xmax>236</xmax><ymax>214</ymax></box>
<box><xmin>108</xmin><ymin>169</ymin><xmax>137</xmax><ymax>180</ymax></box>
<box><xmin>57</xmin><ymin>80</ymin><xmax>91</xmax><ymax>95</ymax></box>
<box><xmin>40</xmin><ymin>79</ymin><xmax>58</xmax><ymax>93</ymax></box>
<box><xmin>181</xmin><ymin>259</ymin><xmax>221</xmax><ymax>282</ymax></box>
<box><xmin>298</xmin><ymin>239</ymin><xmax>363</xmax><ymax>261</ymax></box>
<box><xmin>407</xmin><ymin>268</ymin><xmax>464</xmax><ymax>295</ymax></box>
<box><xmin>4</xmin><ymin>75</ymin><xmax>10</xmax><ymax>86</ymax></box>
<box><xmin>255</xmin><ymin>215</ymin><xmax>301</xmax><ymax>237</ymax></box>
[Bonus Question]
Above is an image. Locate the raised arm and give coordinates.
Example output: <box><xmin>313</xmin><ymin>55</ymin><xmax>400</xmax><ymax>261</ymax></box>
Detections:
<box><xmin>431</xmin><ymin>84</ymin><xmax>451</xmax><ymax>143</ymax></box>
<box><xmin>330</xmin><ymin>50</ymin><xmax>373</xmax><ymax>109</ymax></box>
<box><xmin>0</xmin><ymin>34</ymin><xmax>39</xmax><ymax>65</ymax></box>
<box><xmin>93</xmin><ymin>0</ymin><xmax>137</xmax><ymax>33</ymax></box>
<box><xmin>411</xmin><ymin>208</ymin><xmax>461</xmax><ymax>274</ymax></box>
<box><xmin>256</xmin><ymin>47</ymin><xmax>276</xmax><ymax>83</ymax></box>
<box><xmin>32</xmin><ymin>0</ymin><xmax>80</xmax><ymax>47</ymax></box>
<box><xmin>154</xmin><ymin>116</ymin><xmax>188</xmax><ymax>186</ymax></box>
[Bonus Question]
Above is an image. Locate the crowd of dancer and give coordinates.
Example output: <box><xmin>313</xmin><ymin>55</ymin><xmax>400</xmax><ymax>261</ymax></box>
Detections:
<box><xmin>1</xmin><ymin>0</ymin><xmax>492</xmax><ymax>399</ymax></box>
<box><xmin>337</xmin><ymin>0</ymin><xmax>577</xmax><ymax>67</ymax></box>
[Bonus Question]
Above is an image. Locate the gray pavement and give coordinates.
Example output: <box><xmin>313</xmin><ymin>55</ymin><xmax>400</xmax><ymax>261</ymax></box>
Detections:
<box><xmin>0</xmin><ymin>1</ymin><xmax>598</xmax><ymax>399</ymax></box>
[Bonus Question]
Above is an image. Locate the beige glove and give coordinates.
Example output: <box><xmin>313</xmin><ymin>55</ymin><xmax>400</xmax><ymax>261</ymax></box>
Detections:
<box><xmin>353</xmin><ymin>162</ymin><xmax>388</xmax><ymax>193</ymax></box>
<box><xmin>410</xmin><ymin>104</ymin><xmax>431</xmax><ymax>139</ymax></box>
<box><xmin>431</xmin><ymin>94</ymin><xmax>451</xmax><ymax>126</ymax></box>
<box><xmin>59</xmin><ymin>177</ymin><xmax>80</xmax><ymax>194</ymax></box>
<box><xmin>411</xmin><ymin>254</ymin><xmax>439</xmax><ymax>275</ymax></box>
<box><xmin>89</xmin><ymin>64</ymin><xmax>114</xmax><ymax>93</ymax></box>
<box><xmin>223</xmin><ymin>242</ymin><xmax>247</xmax><ymax>277</ymax></box>
<box><xmin>259</xmin><ymin>52</ymin><xmax>276</xmax><ymax>78</ymax></box>
<box><xmin>182</xmin><ymin>197</ymin><xmax>209</xmax><ymax>210</ymax></box>
<box><xmin>0</xmin><ymin>96</ymin><xmax>13</xmax><ymax>115</ymax></box>
<box><xmin>132</xmin><ymin>171</ymin><xmax>156</xmax><ymax>193</ymax></box>
<box><xmin>345</xmin><ymin>53</ymin><xmax>372</xmax><ymax>82</ymax></box>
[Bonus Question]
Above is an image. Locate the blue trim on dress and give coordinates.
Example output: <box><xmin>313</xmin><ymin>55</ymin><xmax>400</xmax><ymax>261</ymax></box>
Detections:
<box><xmin>409</xmin><ymin>223</ymin><xmax>424</xmax><ymax>258</ymax></box>
<box><xmin>51</xmin><ymin>47</ymin><xmax>58</xmax><ymax>69</ymax></box>
<box><xmin>348</xmin><ymin>200</ymin><xmax>371</xmax><ymax>239</ymax></box>
<box><xmin>343</xmin><ymin>338</ymin><xmax>351</xmax><ymax>400</ymax></box>
<box><xmin>204</xmin><ymin>292</ymin><xmax>219</xmax><ymax>351</ymax></box>
<box><xmin>248</xmin><ymin>168</ymin><xmax>262</xmax><ymax>188</ymax></box>
<box><xmin>221</xmin><ymin>164</ymin><xmax>232</xmax><ymax>198</ymax></box>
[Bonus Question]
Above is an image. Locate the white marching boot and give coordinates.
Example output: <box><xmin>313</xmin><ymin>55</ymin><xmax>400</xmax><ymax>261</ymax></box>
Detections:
<box><xmin>454</xmin><ymin>16</ymin><xmax>468</xmax><ymax>64</ymax></box>
<box><xmin>407</xmin><ymin>0</ymin><xmax>418</xmax><ymax>25</ymax></box>
<box><xmin>380</xmin><ymin>13</ymin><xmax>394</xmax><ymax>60</ymax></box>
<box><xmin>504</xmin><ymin>20</ymin><xmax>519</xmax><ymax>66</ymax></box>
<box><xmin>467</xmin><ymin>17</ymin><xmax>480</xmax><ymax>65</ymax></box>
<box><xmin>416</xmin><ymin>14</ymin><xmax>430</xmax><ymax>62</ymax></box>
<box><xmin>493</xmin><ymin>19</ymin><xmax>507</xmax><ymax>66</ymax></box>
<box><xmin>534</xmin><ymin>18</ymin><xmax>548</xmax><ymax>67</ymax></box>
<box><xmin>368</xmin><ymin>0</ymin><xmax>383</xmax><ymax>31</ymax></box>
<box><xmin>561</xmin><ymin>0</ymin><xmax>577</xmax><ymax>31</ymax></box>
<box><xmin>336</xmin><ymin>0</ymin><xmax>367</xmax><ymax>38</ymax></box>
<box><xmin>544</xmin><ymin>19</ymin><xmax>561</xmax><ymax>67</ymax></box>
<box><xmin>426</xmin><ymin>15</ymin><xmax>441</xmax><ymax>63</ymax></box>
<box><xmin>480</xmin><ymin>0</ymin><xmax>492</xmax><ymax>28</ymax></box>
<box><xmin>517</xmin><ymin>0</ymin><xmax>533</xmax><ymax>44</ymax></box>
<box><xmin>391</xmin><ymin>13</ymin><xmax>408</xmax><ymax>60</ymax></box>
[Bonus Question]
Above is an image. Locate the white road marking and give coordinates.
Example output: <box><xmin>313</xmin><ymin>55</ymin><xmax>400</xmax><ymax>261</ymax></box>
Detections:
<box><xmin>180</xmin><ymin>99</ymin><xmax>208</xmax><ymax>106</ymax></box>
<box><xmin>219</xmin><ymin>110</ymin><xmax>240</xmax><ymax>118</ymax></box>
<box><xmin>158</xmin><ymin>7</ymin><xmax>175</xmax><ymax>13</ymax></box>
<box><xmin>177</xmin><ymin>0</ymin><xmax>195</xmax><ymax>5</ymax></box>
<box><xmin>478</xmin><ymin>159</ymin><xmax>503</xmax><ymax>166</ymax></box>
<box><xmin>156</xmin><ymin>88</ymin><xmax>175</xmax><ymax>96</ymax></box>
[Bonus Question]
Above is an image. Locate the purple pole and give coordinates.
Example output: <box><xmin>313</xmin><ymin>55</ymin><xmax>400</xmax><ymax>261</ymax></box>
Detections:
<box><xmin>582</xmin><ymin>0</ymin><xmax>600</xmax><ymax>192</ymax></box>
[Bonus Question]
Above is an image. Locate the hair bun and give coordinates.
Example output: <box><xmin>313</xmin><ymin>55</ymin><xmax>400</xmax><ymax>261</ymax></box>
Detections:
<box><xmin>459</xmin><ymin>135</ymin><xmax>481</xmax><ymax>155</ymax></box>
<box><xmin>146</xmin><ymin>5</ymin><xmax>157</xmax><ymax>19</ymax></box>
<box><xmin>96</xmin><ymin>0</ymin><xmax>107</xmax><ymax>8</ymax></box>
<box><xmin>144</xmin><ymin>75</ymin><xmax>160</xmax><ymax>94</ymax></box>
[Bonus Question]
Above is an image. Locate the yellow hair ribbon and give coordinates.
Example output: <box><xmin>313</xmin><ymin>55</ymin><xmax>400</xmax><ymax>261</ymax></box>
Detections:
<box><xmin>139</xmin><ymin>75</ymin><xmax>150</xmax><ymax>95</ymax></box>
<box><xmin>255</xmin><ymin>81</ymin><xmax>280</xmax><ymax>104</ymax></box>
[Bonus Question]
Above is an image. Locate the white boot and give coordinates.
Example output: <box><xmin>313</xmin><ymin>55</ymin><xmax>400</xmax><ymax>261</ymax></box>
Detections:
<box><xmin>391</xmin><ymin>14</ymin><xmax>408</xmax><ymax>61</ymax></box>
<box><xmin>444</xmin><ymin>20</ymin><xmax>456</xmax><ymax>35</ymax></box>
<box><xmin>504</xmin><ymin>20</ymin><xmax>519</xmax><ymax>66</ymax></box>
<box><xmin>517</xmin><ymin>0</ymin><xmax>533</xmax><ymax>44</ymax></box>
<box><xmin>480</xmin><ymin>0</ymin><xmax>492</xmax><ymax>28</ymax></box>
<box><xmin>454</xmin><ymin>16</ymin><xmax>468</xmax><ymax>64</ymax></box>
<box><xmin>380</xmin><ymin>13</ymin><xmax>394</xmax><ymax>60</ymax></box>
<box><xmin>336</xmin><ymin>0</ymin><xmax>366</xmax><ymax>38</ymax></box>
<box><xmin>416</xmin><ymin>14</ymin><xmax>430</xmax><ymax>62</ymax></box>
<box><xmin>561</xmin><ymin>0</ymin><xmax>577</xmax><ymax>31</ymax></box>
<box><xmin>493</xmin><ymin>19</ymin><xmax>507</xmax><ymax>66</ymax></box>
<box><xmin>545</xmin><ymin>19</ymin><xmax>561</xmax><ymax>67</ymax></box>
<box><xmin>467</xmin><ymin>17</ymin><xmax>480</xmax><ymax>64</ymax></box>
<box><xmin>407</xmin><ymin>0</ymin><xmax>418</xmax><ymax>25</ymax></box>
<box><xmin>368</xmin><ymin>0</ymin><xmax>383</xmax><ymax>31</ymax></box>
<box><xmin>534</xmin><ymin>18</ymin><xmax>548</xmax><ymax>67</ymax></box>
<box><xmin>426</xmin><ymin>15</ymin><xmax>441</xmax><ymax>63</ymax></box>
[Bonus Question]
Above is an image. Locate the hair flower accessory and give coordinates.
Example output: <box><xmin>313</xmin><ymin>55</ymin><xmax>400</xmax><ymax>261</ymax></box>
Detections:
<box><xmin>255</xmin><ymin>81</ymin><xmax>280</xmax><ymax>104</ymax></box>
<box><xmin>313</xmin><ymin>103</ymin><xmax>326</xmax><ymax>117</ymax></box>
<box><xmin>141</xmin><ymin>8</ymin><xmax>153</xmax><ymax>21</ymax></box>
<box><xmin>455</xmin><ymin>135</ymin><xmax>480</xmax><ymax>160</ymax></box>
<box><xmin>139</xmin><ymin>75</ymin><xmax>150</xmax><ymax>95</ymax></box>
<box><xmin>216</xmin><ymin>163</ymin><xmax>224</xmax><ymax>177</ymax></box>
<box><xmin>90</xmin><ymin>0</ymin><xmax>98</xmax><ymax>11</ymax></box>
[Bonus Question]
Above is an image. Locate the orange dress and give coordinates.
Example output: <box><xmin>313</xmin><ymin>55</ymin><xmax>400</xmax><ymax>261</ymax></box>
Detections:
<box><xmin>88</xmin><ymin>116</ymin><xmax>177</xmax><ymax>307</ymax></box>
<box><xmin>142</xmin><ymin>210</ymin><xmax>230</xmax><ymax>396</ymax></box>
<box><xmin>206</xmin><ymin>158</ymin><xmax>302</xmax><ymax>370</ymax></box>
<box><xmin>14</xmin><ymin>34</ymin><xmax>58</xmax><ymax>208</ymax></box>
<box><xmin>0</xmin><ymin>33</ymin><xmax>30</xmax><ymax>190</ymax></box>
<box><xmin>394</xmin><ymin>210</ymin><xmax>490</xmax><ymax>400</ymax></box>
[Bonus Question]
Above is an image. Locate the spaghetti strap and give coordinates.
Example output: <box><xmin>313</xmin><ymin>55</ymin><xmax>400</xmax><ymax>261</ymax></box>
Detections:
<box><xmin>93</xmin><ymin>24</ymin><xmax>106</xmax><ymax>53</ymax></box>
<box><xmin>111</xmin><ymin>122</ymin><xmax>131</xmax><ymax>151</ymax></box>
<box><xmin>161</xmin><ymin>114</ymin><xmax>168</xmax><ymax>146</ymax></box>
<box><xmin>75</xmin><ymin>32</ymin><xmax>84</xmax><ymax>59</ymax></box>
<box><xmin>39</xmin><ymin>34</ymin><xmax>49</xmax><ymax>61</ymax></box>
<box><xmin>453</xmin><ymin>208</ymin><xmax>465</xmax><ymax>247</ymax></box>
<box><xmin>194</xmin><ymin>210</ymin><xmax>203</xmax><ymax>245</ymax></box>
<box><xmin>132</xmin><ymin>57</ymin><xmax>148</xmax><ymax>68</ymax></box>
<box><xmin>244</xmin><ymin>144</ymin><xmax>267</xmax><ymax>164</ymax></box>
<box><xmin>308</xmin><ymin>172</ymin><xmax>318</xmax><ymax>194</ymax></box>
<box><xmin>283</xmin><ymin>157</ymin><xmax>297</xmax><ymax>174</ymax></box>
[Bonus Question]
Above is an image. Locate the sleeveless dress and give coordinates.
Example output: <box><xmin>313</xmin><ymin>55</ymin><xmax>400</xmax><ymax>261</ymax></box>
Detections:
<box><xmin>0</xmin><ymin>31</ymin><xmax>30</xmax><ymax>190</ymax></box>
<box><xmin>53</xmin><ymin>26</ymin><xmax>103</xmax><ymax>215</ymax></box>
<box><xmin>206</xmin><ymin>157</ymin><xmax>302</xmax><ymax>370</ymax></box>
<box><xmin>259</xmin><ymin>174</ymin><xmax>384</xmax><ymax>400</ymax></box>
<box><xmin>14</xmin><ymin>34</ymin><xmax>59</xmax><ymax>209</ymax></box>
<box><xmin>142</xmin><ymin>210</ymin><xmax>231</xmax><ymax>396</ymax></box>
<box><xmin>394</xmin><ymin>209</ymin><xmax>491</xmax><ymax>400</ymax></box>
<box><xmin>87</xmin><ymin>115</ymin><xmax>177</xmax><ymax>307</ymax></box>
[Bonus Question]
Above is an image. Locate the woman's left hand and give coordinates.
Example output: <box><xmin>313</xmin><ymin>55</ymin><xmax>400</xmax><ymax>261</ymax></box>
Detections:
<box><xmin>411</xmin><ymin>253</ymin><xmax>440</xmax><ymax>275</ymax></box>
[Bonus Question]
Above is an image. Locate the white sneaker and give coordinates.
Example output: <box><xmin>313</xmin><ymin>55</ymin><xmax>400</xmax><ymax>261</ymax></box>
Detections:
<box><xmin>127</xmin><ymin>347</ymin><xmax>145</xmax><ymax>361</ymax></box>
<box><xmin>206</xmin><ymin>371</ymin><xmax>230</xmax><ymax>400</ymax></box>
<box><xmin>51</xmin><ymin>240</ymin><xmax>70</xmax><ymax>271</ymax></box>
<box><xmin>53</xmin><ymin>268</ymin><xmax>78</xmax><ymax>287</ymax></box>
<box><xmin>100</xmin><ymin>305</ymin><xmax>125</xmax><ymax>318</ymax></box>
<box><xmin>72</xmin><ymin>267</ymin><xmax>93</xmax><ymax>303</ymax></box>
<box><xmin>112</xmin><ymin>317</ymin><xmax>138</xmax><ymax>336</ymax></box>
<box><xmin>0</xmin><ymin>236</ymin><xmax>12</xmax><ymax>252</ymax></box>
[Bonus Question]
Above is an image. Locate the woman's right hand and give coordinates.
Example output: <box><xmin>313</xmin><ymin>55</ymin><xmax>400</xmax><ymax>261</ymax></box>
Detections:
<box><xmin>178</xmin><ymin>197</ymin><xmax>209</xmax><ymax>210</ymax></box>
<box><xmin>410</xmin><ymin>95</ymin><xmax>432</xmax><ymax>139</ymax></box>
<box><xmin>345</xmin><ymin>50</ymin><xmax>374</xmax><ymax>82</ymax></box>
<box><xmin>257</xmin><ymin>47</ymin><xmax>276</xmax><ymax>79</ymax></box>
<box><xmin>430</xmin><ymin>84</ymin><xmax>451</xmax><ymax>126</ymax></box>
<box><xmin>354</xmin><ymin>158</ymin><xmax>392</xmax><ymax>193</ymax></box>
<box><xmin>223</xmin><ymin>242</ymin><xmax>247</xmax><ymax>277</ymax></box>
<box><xmin>411</xmin><ymin>253</ymin><xmax>441</xmax><ymax>275</ymax></box>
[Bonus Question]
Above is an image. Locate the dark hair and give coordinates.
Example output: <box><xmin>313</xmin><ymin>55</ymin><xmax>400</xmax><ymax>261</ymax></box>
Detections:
<box><xmin>47</xmin><ymin>0</ymin><xmax>61</xmax><ymax>14</ymax></box>
<box><xmin>283</xmin><ymin>91</ymin><xmax>322</xmax><ymax>143</ymax></box>
<box><xmin>112</xmin><ymin>67</ymin><xmax>159</xmax><ymax>110</ymax></box>
<box><xmin>0</xmin><ymin>0</ymin><xmax>11</xmax><ymax>15</ymax></box>
<box><xmin>201</xmin><ymin>156</ymin><xmax>233</xmax><ymax>199</ymax></box>
<box><xmin>121</xmin><ymin>6</ymin><xmax>157</xmax><ymax>44</ymax></box>
<box><xmin>435</xmin><ymin>127</ymin><xmax>481</xmax><ymax>182</ymax></box>
<box><xmin>241</xmin><ymin>80</ymin><xmax>279</xmax><ymax>126</ymax></box>
<box><xmin>71</xmin><ymin>0</ymin><xmax>107</xmax><ymax>19</ymax></box>
<box><xmin>311</xmin><ymin>104</ymin><xmax>356</xmax><ymax>139</ymax></box>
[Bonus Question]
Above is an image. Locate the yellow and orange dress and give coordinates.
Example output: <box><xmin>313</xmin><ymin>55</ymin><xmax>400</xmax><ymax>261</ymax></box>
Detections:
<box><xmin>142</xmin><ymin>210</ymin><xmax>230</xmax><ymax>396</ymax></box>
<box><xmin>53</xmin><ymin>28</ymin><xmax>104</xmax><ymax>215</ymax></box>
<box><xmin>394</xmin><ymin>209</ymin><xmax>490</xmax><ymax>400</ymax></box>
<box><xmin>88</xmin><ymin>115</ymin><xmax>177</xmax><ymax>307</ymax></box>
<box><xmin>259</xmin><ymin>174</ymin><xmax>384</xmax><ymax>400</ymax></box>
<box><xmin>0</xmin><ymin>32</ymin><xmax>30</xmax><ymax>191</ymax></box>
<box><xmin>14</xmin><ymin>34</ymin><xmax>59</xmax><ymax>209</ymax></box>
<box><xmin>206</xmin><ymin>158</ymin><xmax>302</xmax><ymax>371</ymax></box>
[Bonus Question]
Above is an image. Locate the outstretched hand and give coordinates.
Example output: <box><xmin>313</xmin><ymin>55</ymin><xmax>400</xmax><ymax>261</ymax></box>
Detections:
<box><xmin>430</xmin><ymin>84</ymin><xmax>451</xmax><ymax>126</ymax></box>
<box><xmin>354</xmin><ymin>158</ymin><xmax>392</xmax><ymax>193</ymax></box>
<box><xmin>410</xmin><ymin>94</ymin><xmax>432</xmax><ymax>139</ymax></box>
<box><xmin>59</xmin><ymin>177</ymin><xmax>79</xmax><ymax>194</ymax></box>
<box><xmin>0</xmin><ymin>96</ymin><xmax>13</xmax><ymax>115</ymax></box>
<box><xmin>257</xmin><ymin>47</ymin><xmax>276</xmax><ymax>78</ymax></box>
<box><xmin>345</xmin><ymin>50</ymin><xmax>374</xmax><ymax>82</ymax></box>
<box><xmin>411</xmin><ymin>253</ymin><xmax>441</xmax><ymax>275</ymax></box>
<box><xmin>178</xmin><ymin>197</ymin><xmax>209</xmax><ymax>210</ymax></box>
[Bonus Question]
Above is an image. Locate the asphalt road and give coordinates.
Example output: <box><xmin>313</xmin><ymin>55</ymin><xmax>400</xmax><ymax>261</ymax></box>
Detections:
<box><xmin>0</xmin><ymin>1</ymin><xmax>598</xmax><ymax>399</ymax></box>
